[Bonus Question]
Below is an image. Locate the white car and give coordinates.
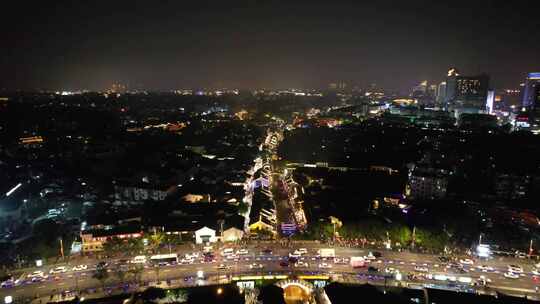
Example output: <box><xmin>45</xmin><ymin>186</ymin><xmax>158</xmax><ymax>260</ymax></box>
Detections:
<box><xmin>532</xmin><ymin>268</ymin><xmax>540</xmax><ymax>276</ymax></box>
<box><xmin>72</xmin><ymin>264</ymin><xmax>88</xmax><ymax>271</ymax></box>
<box><xmin>1</xmin><ymin>279</ymin><xmax>20</xmax><ymax>288</ymax></box>
<box><xmin>414</xmin><ymin>266</ymin><xmax>429</xmax><ymax>272</ymax></box>
<box><xmin>217</xmin><ymin>264</ymin><xmax>231</xmax><ymax>270</ymax></box>
<box><xmin>364</xmin><ymin>253</ymin><xmax>376</xmax><ymax>260</ymax></box>
<box><xmin>226</xmin><ymin>254</ymin><xmax>239</xmax><ymax>261</ymax></box>
<box><xmin>334</xmin><ymin>258</ymin><xmax>349</xmax><ymax>264</ymax></box>
<box><xmin>504</xmin><ymin>272</ymin><xmax>520</xmax><ymax>279</ymax></box>
<box><xmin>477</xmin><ymin>265</ymin><xmax>494</xmax><ymax>272</ymax></box>
<box><xmin>295</xmin><ymin>261</ymin><xmax>309</xmax><ymax>268</ymax></box>
<box><xmin>507</xmin><ymin>265</ymin><xmax>523</xmax><ymax>273</ymax></box>
<box><xmin>318</xmin><ymin>263</ymin><xmax>332</xmax><ymax>269</ymax></box>
<box><xmin>237</xmin><ymin>249</ymin><xmax>249</xmax><ymax>255</ymax></box>
<box><xmin>180</xmin><ymin>258</ymin><xmax>194</xmax><ymax>264</ymax></box>
<box><xmin>131</xmin><ymin>256</ymin><xmax>147</xmax><ymax>264</ymax></box>
<box><xmin>49</xmin><ymin>266</ymin><xmax>68</xmax><ymax>274</ymax></box>
<box><xmin>27</xmin><ymin>271</ymin><xmax>46</xmax><ymax>279</ymax></box>
<box><xmin>289</xmin><ymin>252</ymin><xmax>302</xmax><ymax>258</ymax></box>
<box><xmin>297</xmin><ymin>248</ymin><xmax>308</xmax><ymax>255</ymax></box>
<box><xmin>459</xmin><ymin>259</ymin><xmax>474</xmax><ymax>265</ymax></box>
<box><xmin>185</xmin><ymin>253</ymin><xmax>199</xmax><ymax>259</ymax></box>
<box><xmin>249</xmin><ymin>263</ymin><xmax>263</xmax><ymax>269</ymax></box>
<box><xmin>221</xmin><ymin>248</ymin><xmax>234</xmax><ymax>256</ymax></box>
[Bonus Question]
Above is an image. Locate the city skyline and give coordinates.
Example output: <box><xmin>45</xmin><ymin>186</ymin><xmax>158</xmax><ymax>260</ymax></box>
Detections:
<box><xmin>1</xmin><ymin>1</ymin><xmax>539</xmax><ymax>92</ymax></box>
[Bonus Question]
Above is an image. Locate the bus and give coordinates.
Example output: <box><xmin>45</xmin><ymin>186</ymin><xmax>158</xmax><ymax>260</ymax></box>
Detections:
<box><xmin>150</xmin><ymin>254</ymin><xmax>178</xmax><ymax>266</ymax></box>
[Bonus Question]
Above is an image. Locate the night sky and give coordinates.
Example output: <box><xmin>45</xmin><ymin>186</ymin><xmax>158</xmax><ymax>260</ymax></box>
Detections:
<box><xmin>1</xmin><ymin>0</ymin><xmax>539</xmax><ymax>92</ymax></box>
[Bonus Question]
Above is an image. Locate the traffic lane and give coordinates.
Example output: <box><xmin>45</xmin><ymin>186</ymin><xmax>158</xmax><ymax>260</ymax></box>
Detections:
<box><xmin>1</xmin><ymin>262</ymin><xmax>537</xmax><ymax>300</ymax></box>
<box><xmin>14</xmin><ymin>244</ymin><xmax>536</xmax><ymax>280</ymax></box>
<box><xmin>13</xmin><ymin>254</ymin><xmax>532</xmax><ymax>287</ymax></box>
<box><xmin>4</xmin><ymin>252</ymin><xmax>538</xmax><ymax>298</ymax></box>
<box><xmin>5</xmin><ymin>256</ymin><xmax>524</xmax><ymax>291</ymax></box>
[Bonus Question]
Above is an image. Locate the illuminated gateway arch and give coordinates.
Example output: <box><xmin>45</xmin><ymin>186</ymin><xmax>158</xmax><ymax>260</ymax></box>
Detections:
<box><xmin>275</xmin><ymin>278</ymin><xmax>314</xmax><ymax>293</ymax></box>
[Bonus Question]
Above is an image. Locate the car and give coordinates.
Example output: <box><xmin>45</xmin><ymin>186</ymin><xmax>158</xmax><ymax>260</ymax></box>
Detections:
<box><xmin>31</xmin><ymin>276</ymin><xmax>46</xmax><ymax>283</ymax></box>
<box><xmin>414</xmin><ymin>266</ymin><xmax>429</xmax><ymax>272</ymax></box>
<box><xmin>49</xmin><ymin>266</ymin><xmax>68</xmax><ymax>274</ymax></box>
<box><xmin>203</xmin><ymin>255</ymin><xmax>215</xmax><ymax>263</ymax></box>
<box><xmin>131</xmin><ymin>256</ymin><xmax>147</xmax><ymax>264</ymax></box>
<box><xmin>249</xmin><ymin>263</ymin><xmax>264</xmax><ymax>269</ymax></box>
<box><xmin>364</xmin><ymin>253</ymin><xmax>376</xmax><ymax>260</ymax></box>
<box><xmin>533</xmin><ymin>269</ymin><xmax>540</xmax><ymax>276</ymax></box>
<box><xmin>72</xmin><ymin>265</ymin><xmax>87</xmax><ymax>272</ymax></box>
<box><xmin>221</xmin><ymin>248</ymin><xmax>234</xmax><ymax>256</ymax></box>
<box><xmin>295</xmin><ymin>261</ymin><xmax>309</xmax><ymax>268</ymax></box>
<box><xmin>438</xmin><ymin>256</ymin><xmax>450</xmax><ymax>263</ymax></box>
<box><xmin>504</xmin><ymin>272</ymin><xmax>520</xmax><ymax>279</ymax></box>
<box><xmin>508</xmin><ymin>265</ymin><xmax>523</xmax><ymax>273</ymax></box>
<box><xmin>477</xmin><ymin>265</ymin><xmax>494</xmax><ymax>272</ymax></box>
<box><xmin>180</xmin><ymin>258</ymin><xmax>194</xmax><ymax>264</ymax></box>
<box><xmin>117</xmin><ymin>259</ymin><xmax>130</xmax><ymax>265</ymax></box>
<box><xmin>96</xmin><ymin>262</ymin><xmax>108</xmax><ymax>270</ymax></box>
<box><xmin>226</xmin><ymin>254</ymin><xmax>238</xmax><ymax>260</ymax></box>
<box><xmin>385</xmin><ymin>267</ymin><xmax>397</xmax><ymax>274</ymax></box>
<box><xmin>289</xmin><ymin>251</ymin><xmax>302</xmax><ymax>258</ymax></box>
<box><xmin>27</xmin><ymin>271</ymin><xmax>46</xmax><ymax>278</ymax></box>
<box><xmin>279</xmin><ymin>261</ymin><xmax>289</xmax><ymax>267</ymax></box>
<box><xmin>297</xmin><ymin>248</ymin><xmax>308</xmax><ymax>255</ymax></box>
<box><xmin>367</xmin><ymin>266</ymin><xmax>379</xmax><ymax>273</ymax></box>
<box><xmin>318</xmin><ymin>263</ymin><xmax>332</xmax><ymax>269</ymax></box>
<box><xmin>237</xmin><ymin>249</ymin><xmax>249</xmax><ymax>255</ymax></box>
<box><xmin>477</xmin><ymin>275</ymin><xmax>492</xmax><ymax>285</ymax></box>
<box><xmin>371</xmin><ymin>251</ymin><xmax>382</xmax><ymax>258</ymax></box>
<box><xmin>261</xmin><ymin>249</ymin><xmax>273</xmax><ymax>255</ymax></box>
<box><xmin>459</xmin><ymin>259</ymin><xmax>474</xmax><ymax>265</ymax></box>
<box><xmin>216</xmin><ymin>264</ymin><xmax>231</xmax><ymax>270</ymax></box>
<box><xmin>1</xmin><ymin>279</ymin><xmax>19</xmax><ymax>288</ymax></box>
<box><xmin>515</xmin><ymin>251</ymin><xmax>527</xmax><ymax>259</ymax></box>
<box><xmin>185</xmin><ymin>253</ymin><xmax>199</xmax><ymax>259</ymax></box>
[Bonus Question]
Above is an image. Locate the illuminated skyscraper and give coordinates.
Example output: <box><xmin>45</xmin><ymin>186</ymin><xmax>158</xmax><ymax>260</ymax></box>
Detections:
<box><xmin>444</xmin><ymin>68</ymin><xmax>459</xmax><ymax>106</ymax></box>
<box><xmin>436</xmin><ymin>81</ymin><xmax>446</xmax><ymax>105</ymax></box>
<box><xmin>522</xmin><ymin>72</ymin><xmax>540</xmax><ymax>109</ymax></box>
<box><xmin>486</xmin><ymin>90</ymin><xmax>495</xmax><ymax>114</ymax></box>
<box><xmin>522</xmin><ymin>73</ymin><xmax>540</xmax><ymax>132</ymax></box>
<box><xmin>444</xmin><ymin>68</ymin><xmax>489</xmax><ymax>111</ymax></box>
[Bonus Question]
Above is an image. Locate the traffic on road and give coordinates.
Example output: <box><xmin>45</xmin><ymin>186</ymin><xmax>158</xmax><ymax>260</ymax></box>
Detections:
<box><xmin>2</xmin><ymin>245</ymin><xmax>540</xmax><ymax>301</ymax></box>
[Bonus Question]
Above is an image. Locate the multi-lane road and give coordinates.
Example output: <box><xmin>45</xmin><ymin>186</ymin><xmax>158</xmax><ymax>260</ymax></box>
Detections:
<box><xmin>2</xmin><ymin>244</ymin><xmax>540</xmax><ymax>302</ymax></box>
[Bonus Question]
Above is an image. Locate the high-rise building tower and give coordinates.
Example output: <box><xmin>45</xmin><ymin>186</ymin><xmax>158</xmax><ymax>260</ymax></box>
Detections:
<box><xmin>444</xmin><ymin>68</ymin><xmax>460</xmax><ymax>106</ymax></box>
<box><xmin>444</xmin><ymin>68</ymin><xmax>489</xmax><ymax>111</ymax></box>
<box><xmin>522</xmin><ymin>73</ymin><xmax>540</xmax><ymax>132</ymax></box>
<box><xmin>522</xmin><ymin>72</ymin><xmax>540</xmax><ymax>109</ymax></box>
<box><xmin>436</xmin><ymin>81</ymin><xmax>447</xmax><ymax>105</ymax></box>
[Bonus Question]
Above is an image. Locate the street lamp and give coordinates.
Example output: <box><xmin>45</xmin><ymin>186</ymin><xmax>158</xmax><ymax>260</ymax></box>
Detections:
<box><xmin>329</xmin><ymin>216</ymin><xmax>342</xmax><ymax>241</ymax></box>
